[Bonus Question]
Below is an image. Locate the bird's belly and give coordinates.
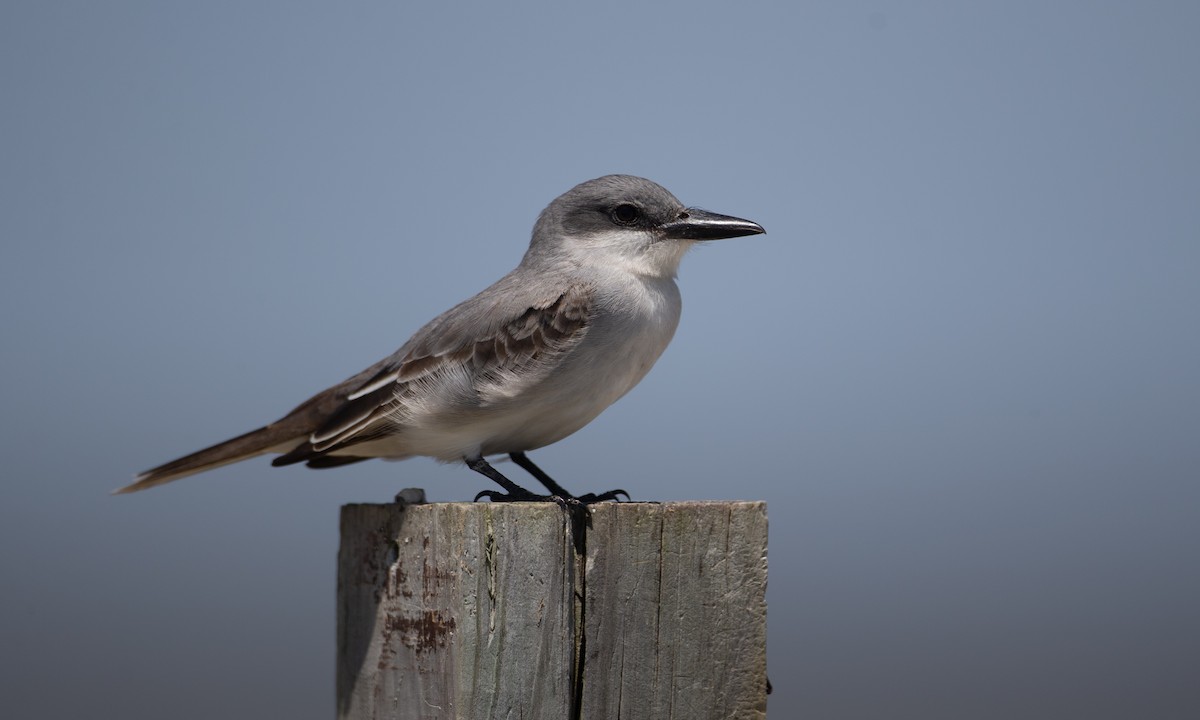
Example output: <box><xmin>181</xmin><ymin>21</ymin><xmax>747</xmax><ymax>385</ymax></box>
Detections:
<box><xmin>370</xmin><ymin>278</ymin><xmax>681</xmax><ymax>462</ymax></box>
<box><xmin>373</xmin><ymin>388</ymin><xmax>612</xmax><ymax>462</ymax></box>
<box><xmin>476</xmin><ymin>291</ymin><xmax>680</xmax><ymax>454</ymax></box>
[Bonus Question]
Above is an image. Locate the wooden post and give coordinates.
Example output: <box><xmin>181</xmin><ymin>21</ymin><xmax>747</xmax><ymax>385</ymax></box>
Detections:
<box><xmin>337</xmin><ymin>500</ymin><xmax>768</xmax><ymax>720</ymax></box>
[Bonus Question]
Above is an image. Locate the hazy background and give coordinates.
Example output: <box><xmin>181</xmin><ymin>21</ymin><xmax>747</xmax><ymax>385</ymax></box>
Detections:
<box><xmin>3</xmin><ymin>2</ymin><xmax>1198</xmax><ymax>717</ymax></box>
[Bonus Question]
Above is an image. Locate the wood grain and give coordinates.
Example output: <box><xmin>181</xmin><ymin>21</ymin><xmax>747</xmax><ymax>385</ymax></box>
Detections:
<box><xmin>337</xmin><ymin>501</ymin><xmax>768</xmax><ymax>720</ymax></box>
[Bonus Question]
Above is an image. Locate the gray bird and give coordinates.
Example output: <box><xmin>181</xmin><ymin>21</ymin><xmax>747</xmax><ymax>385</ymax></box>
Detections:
<box><xmin>120</xmin><ymin>175</ymin><xmax>764</xmax><ymax>500</ymax></box>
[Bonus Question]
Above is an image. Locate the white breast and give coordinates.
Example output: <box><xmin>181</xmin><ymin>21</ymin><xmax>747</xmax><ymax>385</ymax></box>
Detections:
<box><xmin>359</xmin><ymin>274</ymin><xmax>683</xmax><ymax>463</ymax></box>
<box><xmin>472</xmin><ymin>274</ymin><xmax>682</xmax><ymax>457</ymax></box>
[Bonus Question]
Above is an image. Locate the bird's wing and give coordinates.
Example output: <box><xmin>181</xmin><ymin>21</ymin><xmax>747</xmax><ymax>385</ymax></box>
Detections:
<box><xmin>271</xmin><ymin>281</ymin><xmax>595</xmax><ymax>464</ymax></box>
<box><xmin>120</xmin><ymin>279</ymin><xmax>594</xmax><ymax>493</ymax></box>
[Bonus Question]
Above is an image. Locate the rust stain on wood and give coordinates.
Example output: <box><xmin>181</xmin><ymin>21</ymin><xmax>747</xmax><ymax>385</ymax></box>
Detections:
<box><xmin>382</xmin><ymin>610</ymin><xmax>457</xmax><ymax>655</ymax></box>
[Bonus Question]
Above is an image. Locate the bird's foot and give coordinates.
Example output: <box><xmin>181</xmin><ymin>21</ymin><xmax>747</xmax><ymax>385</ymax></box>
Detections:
<box><xmin>574</xmin><ymin>488</ymin><xmax>630</xmax><ymax>503</ymax></box>
<box><xmin>473</xmin><ymin>488</ymin><xmax>628</xmax><ymax>504</ymax></box>
<box><xmin>505</xmin><ymin>452</ymin><xmax>629</xmax><ymax>503</ymax></box>
<box><xmin>473</xmin><ymin>487</ymin><xmax>585</xmax><ymax>507</ymax></box>
<box><xmin>474</xmin><ymin>488</ymin><xmax>548</xmax><ymax>503</ymax></box>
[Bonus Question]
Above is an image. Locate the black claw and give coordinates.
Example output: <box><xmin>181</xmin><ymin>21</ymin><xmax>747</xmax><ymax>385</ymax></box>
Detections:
<box><xmin>468</xmin><ymin>454</ymin><xmax>629</xmax><ymax>506</ymax></box>
<box><xmin>474</xmin><ymin>487</ymin><xmax>629</xmax><ymax>504</ymax></box>
<box><xmin>576</xmin><ymin>489</ymin><xmax>630</xmax><ymax>503</ymax></box>
<box><xmin>474</xmin><ymin>488</ymin><xmax>551</xmax><ymax>503</ymax></box>
<box><xmin>507</xmin><ymin>452</ymin><xmax>630</xmax><ymax>503</ymax></box>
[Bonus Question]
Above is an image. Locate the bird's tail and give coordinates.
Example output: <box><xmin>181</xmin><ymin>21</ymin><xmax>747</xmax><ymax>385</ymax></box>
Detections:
<box><xmin>116</xmin><ymin>425</ymin><xmax>303</xmax><ymax>494</ymax></box>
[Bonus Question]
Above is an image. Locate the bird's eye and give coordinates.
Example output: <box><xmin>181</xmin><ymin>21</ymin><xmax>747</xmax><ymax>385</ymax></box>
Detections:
<box><xmin>611</xmin><ymin>203</ymin><xmax>640</xmax><ymax>226</ymax></box>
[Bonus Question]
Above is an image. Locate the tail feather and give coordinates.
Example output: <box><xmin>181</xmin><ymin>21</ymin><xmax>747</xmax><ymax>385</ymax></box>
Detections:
<box><xmin>120</xmin><ymin>356</ymin><xmax>399</xmax><ymax>494</ymax></box>
<box><xmin>116</xmin><ymin>425</ymin><xmax>303</xmax><ymax>494</ymax></box>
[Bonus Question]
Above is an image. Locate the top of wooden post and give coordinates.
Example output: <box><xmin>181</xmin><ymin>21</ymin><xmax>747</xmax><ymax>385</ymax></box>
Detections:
<box><xmin>337</xmin><ymin>499</ymin><xmax>768</xmax><ymax>720</ymax></box>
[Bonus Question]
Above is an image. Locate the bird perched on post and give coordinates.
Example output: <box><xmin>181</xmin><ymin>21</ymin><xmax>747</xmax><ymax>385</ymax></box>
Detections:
<box><xmin>120</xmin><ymin>175</ymin><xmax>764</xmax><ymax>501</ymax></box>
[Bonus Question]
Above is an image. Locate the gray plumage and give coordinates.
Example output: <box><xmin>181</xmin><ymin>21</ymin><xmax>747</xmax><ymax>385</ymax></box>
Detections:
<box><xmin>120</xmin><ymin>175</ymin><xmax>763</xmax><ymax>495</ymax></box>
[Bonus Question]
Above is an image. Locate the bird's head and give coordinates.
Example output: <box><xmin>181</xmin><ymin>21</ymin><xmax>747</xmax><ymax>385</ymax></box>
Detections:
<box><xmin>526</xmin><ymin>175</ymin><xmax>765</xmax><ymax>278</ymax></box>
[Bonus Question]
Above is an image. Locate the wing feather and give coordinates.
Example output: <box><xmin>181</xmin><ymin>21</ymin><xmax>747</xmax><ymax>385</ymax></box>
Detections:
<box><xmin>123</xmin><ymin>276</ymin><xmax>595</xmax><ymax>491</ymax></box>
<box><xmin>273</xmin><ymin>283</ymin><xmax>594</xmax><ymax>466</ymax></box>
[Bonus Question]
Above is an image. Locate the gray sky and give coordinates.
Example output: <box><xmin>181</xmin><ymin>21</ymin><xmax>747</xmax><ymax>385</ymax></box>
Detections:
<box><xmin>2</xmin><ymin>2</ymin><xmax>1198</xmax><ymax>718</ymax></box>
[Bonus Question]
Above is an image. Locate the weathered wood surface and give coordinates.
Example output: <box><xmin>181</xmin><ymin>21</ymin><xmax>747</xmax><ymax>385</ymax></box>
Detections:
<box><xmin>337</xmin><ymin>501</ymin><xmax>768</xmax><ymax>720</ymax></box>
<box><xmin>337</xmin><ymin>503</ymin><xmax>575</xmax><ymax>719</ymax></box>
<box><xmin>582</xmin><ymin>503</ymin><xmax>769</xmax><ymax>719</ymax></box>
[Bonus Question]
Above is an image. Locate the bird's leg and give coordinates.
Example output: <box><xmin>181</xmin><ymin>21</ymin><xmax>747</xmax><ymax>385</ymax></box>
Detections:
<box><xmin>466</xmin><ymin>456</ymin><xmax>551</xmax><ymax>502</ymax></box>
<box><xmin>508</xmin><ymin>451</ymin><xmax>573</xmax><ymax>496</ymax></box>
<box><xmin>509</xmin><ymin>451</ymin><xmax>629</xmax><ymax>503</ymax></box>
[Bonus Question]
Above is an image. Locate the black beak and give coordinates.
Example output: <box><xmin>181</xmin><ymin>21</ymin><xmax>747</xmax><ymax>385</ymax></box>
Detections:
<box><xmin>661</xmin><ymin>208</ymin><xmax>765</xmax><ymax>241</ymax></box>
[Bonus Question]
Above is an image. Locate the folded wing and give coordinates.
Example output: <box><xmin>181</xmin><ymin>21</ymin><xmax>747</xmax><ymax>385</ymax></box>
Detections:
<box><xmin>119</xmin><ymin>282</ymin><xmax>594</xmax><ymax>493</ymax></box>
